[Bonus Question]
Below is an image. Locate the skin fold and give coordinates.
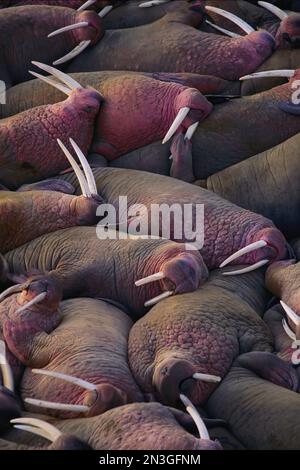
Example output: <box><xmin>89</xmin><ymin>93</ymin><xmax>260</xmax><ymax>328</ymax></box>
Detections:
<box><xmin>0</xmin><ymin>6</ymin><xmax>103</xmax><ymax>88</ymax></box>
<box><xmin>110</xmin><ymin>70</ymin><xmax>300</xmax><ymax>179</ymax></box>
<box><xmin>0</xmin><ymin>88</ymin><xmax>101</xmax><ymax>189</ymax></box>
<box><xmin>4</xmin><ymin>226</ymin><xmax>207</xmax><ymax>317</ymax></box>
<box><xmin>0</xmin><ymin>404</ymin><xmax>223</xmax><ymax>450</ymax></box>
<box><xmin>128</xmin><ymin>269</ymin><xmax>273</xmax><ymax>407</ymax></box>
<box><xmin>0</xmin><ymin>294</ymin><xmax>144</xmax><ymax>418</ymax></box>
<box><xmin>0</xmin><ymin>188</ymin><xmax>102</xmax><ymax>252</ymax></box>
<box><xmin>58</xmin><ymin>167</ymin><xmax>289</xmax><ymax>270</ymax></box>
<box><xmin>66</xmin><ymin>4</ymin><xmax>275</xmax><ymax>81</ymax></box>
<box><xmin>206</xmin><ymin>353</ymin><xmax>300</xmax><ymax>449</ymax></box>
<box><xmin>199</xmin><ymin>132</ymin><xmax>300</xmax><ymax>240</ymax></box>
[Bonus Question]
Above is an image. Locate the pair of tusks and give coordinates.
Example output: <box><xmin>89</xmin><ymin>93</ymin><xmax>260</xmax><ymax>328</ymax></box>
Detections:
<box><xmin>205</xmin><ymin>2</ymin><xmax>288</xmax><ymax>39</ymax></box>
<box><xmin>10</xmin><ymin>397</ymin><xmax>212</xmax><ymax>445</ymax></box>
<box><xmin>135</xmin><ymin>272</ymin><xmax>173</xmax><ymax>307</ymax></box>
<box><xmin>11</xmin><ymin>417</ymin><xmax>62</xmax><ymax>444</ymax></box>
<box><xmin>48</xmin><ymin>2</ymin><xmax>113</xmax><ymax>66</ymax></box>
<box><xmin>0</xmin><ymin>340</ymin><xmax>14</xmax><ymax>392</ymax></box>
<box><xmin>280</xmin><ymin>301</ymin><xmax>300</xmax><ymax>341</ymax></box>
<box><xmin>0</xmin><ymin>281</ymin><xmax>47</xmax><ymax>315</ymax></box>
<box><xmin>220</xmin><ymin>240</ymin><xmax>269</xmax><ymax>276</ymax></box>
<box><xmin>24</xmin><ymin>369</ymin><xmax>98</xmax><ymax>413</ymax></box>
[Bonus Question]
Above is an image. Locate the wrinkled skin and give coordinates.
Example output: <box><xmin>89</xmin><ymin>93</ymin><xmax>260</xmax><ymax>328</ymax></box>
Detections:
<box><xmin>0</xmin><ymin>6</ymin><xmax>103</xmax><ymax>88</ymax></box>
<box><xmin>204</xmin><ymin>0</ymin><xmax>300</xmax><ymax>49</ymax></box>
<box><xmin>0</xmin><ymin>293</ymin><xmax>143</xmax><ymax>418</ymax></box>
<box><xmin>0</xmin><ymin>434</ymin><xmax>90</xmax><ymax>450</ymax></box>
<box><xmin>129</xmin><ymin>269</ymin><xmax>273</xmax><ymax>407</ymax></box>
<box><xmin>66</xmin><ymin>4</ymin><xmax>275</xmax><ymax>81</ymax></box>
<box><xmin>111</xmin><ymin>71</ymin><xmax>300</xmax><ymax>179</ymax></box>
<box><xmin>0</xmin><ymin>71</ymin><xmax>240</xmax><ymax>119</ymax></box>
<box><xmin>200</xmin><ymin>133</ymin><xmax>300</xmax><ymax>240</ymax></box>
<box><xmin>0</xmin><ymin>403</ymin><xmax>223</xmax><ymax>450</ymax></box>
<box><xmin>0</xmin><ymin>188</ymin><xmax>103</xmax><ymax>252</ymax></box>
<box><xmin>59</xmin><ymin>167</ymin><xmax>289</xmax><ymax>269</ymax></box>
<box><xmin>206</xmin><ymin>352</ymin><xmax>300</xmax><ymax>449</ymax></box>
<box><xmin>0</xmin><ymin>89</ymin><xmax>101</xmax><ymax>189</ymax></box>
<box><xmin>4</xmin><ymin>227</ymin><xmax>207</xmax><ymax>317</ymax></box>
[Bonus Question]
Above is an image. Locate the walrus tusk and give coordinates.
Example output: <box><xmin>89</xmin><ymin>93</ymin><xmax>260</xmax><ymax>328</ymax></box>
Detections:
<box><xmin>144</xmin><ymin>290</ymin><xmax>173</xmax><ymax>308</ymax></box>
<box><xmin>205</xmin><ymin>20</ymin><xmax>242</xmax><ymax>38</ymax></box>
<box><xmin>0</xmin><ymin>282</ymin><xmax>30</xmax><ymax>303</ymax></box>
<box><xmin>135</xmin><ymin>272</ymin><xmax>165</xmax><ymax>287</ymax></box>
<box><xmin>16</xmin><ymin>292</ymin><xmax>47</xmax><ymax>314</ymax></box>
<box><xmin>31</xmin><ymin>368</ymin><xmax>97</xmax><ymax>391</ymax></box>
<box><xmin>258</xmin><ymin>1</ymin><xmax>288</xmax><ymax>20</ymax></box>
<box><xmin>48</xmin><ymin>22</ymin><xmax>89</xmax><ymax>38</ymax></box>
<box><xmin>193</xmin><ymin>373</ymin><xmax>222</xmax><ymax>383</ymax></box>
<box><xmin>180</xmin><ymin>394</ymin><xmax>210</xmax><ymax>440</ymax></box>
<box><xmin>139</xmin><ymin>0</ymin><xmax>171</xmax><ymax>7</ymax></box>
<box><xmin>162</xmin><ymin>107</ymin><xmax>190</xmax><ymax>144</ymax></box>
<box><xmin>282</xmin><ymin>318</ymin><xmax>296</xmax><ymax>341</ymax></box>
<box><xmin>240</xmin><ymin>70</ymin><xmax>295</xmax><ymax>80</ymax></box>
<box><xmin>57</xmin><ymin>139</ymin><xmax>92</xmax><ymax>198</ymax></box>
<box><xmin>220</xmin><ymin>240</ymin><xmax>268</xmax><ymax>268</ymax></box>
<box><xmin>205</xmin><ymin>6</ymin><xmax>255</xmax><ymax>34</ymax></box>
<box><xmin>53</xmin><ymin>40</ymin><xmax>91</xmax><ymax>66</ymax></box>
<box><xmin>77</xmin><ymin>0</ymin><xmax>97</xmax><ymax>12</ymax></box>
<box><xmin>222</xmin><ymin>259</ymin><xmax>269</xmax><ymax>276</ymax></box>
<box><xmin>31</xmin><ymin>61</ymin><xmax>82</xmax><ymax>90</ymax></box>
<box><xmin>25</xmin><ymin>398</ymin><xmax>90</xmax><ymax>413</ymax></box>
<box><xmin>0</xmin><ymin>340</ymin><xmax>14</xmax><ymax>392</ymax></box>
<box><xmin>280</xmin><ymin>301</ymin><xmax>300</xmax><ymax>327</ymax></box>
<box><xmin>69</xmin><ymin>138</ymin><xmax>98</xmax><ymax>196</ymax></box>
<box><xmin>11</xmin><ymin>418</ymin><xmax>62</xmax><ymax>442</ymax></box>
<box><xmin>28</xmin><ymin>71</ymin><xmax>72</xmax><ymax>96</ymax></box>
<box><xmin>99</xmin><ymin>5</ymin><xmax>113</xmax><ymax>18</ymax></box>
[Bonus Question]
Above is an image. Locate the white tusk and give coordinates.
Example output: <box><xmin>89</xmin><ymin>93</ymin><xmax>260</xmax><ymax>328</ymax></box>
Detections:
<box><xmin>25</xmin><ymin>398</ymin><xmax>90</xmax><ymax>413</ymax></box>
<box><xmin>185</xmin><ymin>121</ymin><xmax>199</xmax><ymax>141</ymax></box>
<box><xmin>222</xmin><ymin>259</ymin><xmax>269</xmax><ymax>276</ymax></box>
<box><xmin>193</xmin><ymin>373</ymin><xmax>222</xmax><ymax>383</ymax></box>
<box><xmin>280</xmin><ymin>301</ymin><xmax>300</xmax><ymax>327</ymax></box>
<box><xmin>32</xmin><ymin>61</ymin><xmax>82</xmax><ymax>90</ymax></box>
<box><xmin>0</xmin><ymin>340</ymin><xmax>14</xmax><ymax>392</ymax></box>
<box><xmin>32</xmin><ymin>369</ymin><xmax>96</xmax><ymax>391</ymax></box>
<box><xmin>69</xmin><ymin>138</ymin><xmax>98</xmax><ymax>195</ymax></box>
<box><xmin>205</xmin><ymin>6</ymin><xmax>255</xmax><ymax>34</ymax></box>
<box><xmin>258</xmin><ymin>1</ymin><xmax>288</xmax><ymax>20</ymax></box>
<box><xmin>16</xmin><ymin>292</ymin><xmax>47</xmax><ymax>314</ymax></box>
<box><xmin>13</xmin><ymin>425</ymin><xmax>52</xmax><ymax>442</ymax></box>
<box><xmin>240</xmin><ymin>70</ymin><xmax>295</xmax><ymax>80</ymax></box>
<box><xmin>48</xmin><ymin>21</ymin><xmax>89</xmax><ymax>38</ymax></box>
<box><xmin>98</xmin><ymin>5</ymin><xmax>113</xmax><ymax>18</ymax></box>
<box><xmin>205</xmin><ymin>20</ymin><xmax>242</xmax><ymax>38</ymax></box>
<box><xmin>162</xmin><ymin>107</ymin><xmax>190</xmax><ymax>144</ymax></box>
<box><xmin>180</xmin><ymin>394</ymin><xmax>210</xmax><ymax>440</ymax></box>
<box><xmin>11</xmin><ymin>418</ymin><xmax>62</xmax><ymax>443</ymax></box>
<box><xmin>135</xmin><ymin>272</ymin><xmax>165</xmax><ymax>287</ymax></box>
<box><xmin>29</xmin><ymin>71</ymin><xmax>71</xmax><ymax>96</ymax></box>
<box><xmin>53</xmin><ymin>40</ymin><xmax>91</xmax><ymax>66</ymax></box>
<box><xmin>57</xmin><ymin>139</ymin><xmax>91</xmax><ymax>198</ymax></box>
<box><xmin>144</xmin><ymin>290</ymin><xmax>173</xmax><ymax>308</ymax></box>
<box><xmin>282</xmin><ymin>318</ymin><xmax>296</xmax><ymax>341</ymax></box>
<box><xmin>220</xmin><ymin>240</ymin><xmax>268</xmax><ymax>268</ymax></box>
<box><xmin>77</xmin><ymin>0</ymin><xmax>97</xmax><ymax>12</ymax></box>
<box><xmin>0</xmin><ymin>282</ymin><xmax>29</xmax><ymax>303</ymax></box>
<box><xmin>139</xmin><ymin>0</ymin><xmax>170</xmax><ymax>7</ymax></box>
